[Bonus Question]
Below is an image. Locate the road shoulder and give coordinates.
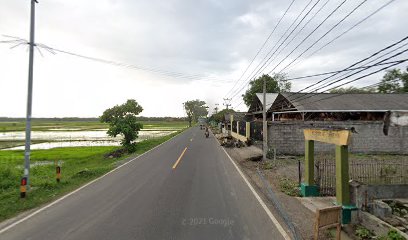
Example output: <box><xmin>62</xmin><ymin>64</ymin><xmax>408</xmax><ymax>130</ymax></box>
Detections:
<box><xmin>222</xmin><ymin>146</ymin><xmax>315</xmax><ymax>240</ymax></box>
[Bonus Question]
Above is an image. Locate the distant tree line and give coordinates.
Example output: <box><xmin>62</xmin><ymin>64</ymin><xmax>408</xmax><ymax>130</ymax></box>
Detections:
<box><xmin>330</xmin><ymin>66</ymin><xmax>408</xmax><ymax>93</ymax></box>
<box><xmin>0</xmin><ymin>116</ymin><xmax>188</xmax><ymax>122</ymax></box>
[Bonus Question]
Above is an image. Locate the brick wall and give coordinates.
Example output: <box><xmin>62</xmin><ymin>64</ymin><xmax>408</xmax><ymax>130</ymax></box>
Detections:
<box><xmin>267</xmin><ymin>121</ymin><xmax>408</xmax><ymax>155</ymax></box>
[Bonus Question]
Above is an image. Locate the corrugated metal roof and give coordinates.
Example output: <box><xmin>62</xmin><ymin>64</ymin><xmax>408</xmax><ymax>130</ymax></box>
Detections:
<box><xmin>278</xmin><ymin>93</ymin><xmax>408</xmax><ymax>111</ymax></box>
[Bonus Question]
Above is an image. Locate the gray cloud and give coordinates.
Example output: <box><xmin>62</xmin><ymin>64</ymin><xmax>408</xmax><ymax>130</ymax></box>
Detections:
<box><xmin>1</xmin><ymin>0</ymin><xmax>407</xmax><ymax>116</ymax></box>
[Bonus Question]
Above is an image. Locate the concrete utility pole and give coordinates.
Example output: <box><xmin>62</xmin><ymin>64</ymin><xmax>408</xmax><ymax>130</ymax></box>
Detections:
<box><xmin>223</xmin><ymin>98</ymin><xmax>231</xmax><ymax>110</ymax></box>
<box><xmin>24</xmin><ymin>0</ymin><xmax>38</xmax><ymax>186</ymax></box>
<box><xmin>262</xmin><ymin>78</ymin><xmax>267</xmax><ymax>161</ymax></box>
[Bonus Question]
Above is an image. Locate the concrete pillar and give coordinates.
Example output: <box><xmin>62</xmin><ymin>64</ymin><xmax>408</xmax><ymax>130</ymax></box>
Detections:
<box><xmin>301</xmin><ymin>140</ymin><xmax>319</xmax><ymax>196</ymax></box>
<box><xmin>335</xmin><ymin>145</ymin><xmax>356</xmax><ymax>224</ymax></box>
<box><xmin>335</xmin><ymin>145</ymin><xmax>350</xmax><ymax>206</ymax></box>
<box><xmin>246</xmin><ymin>122</ymin><xmax>250</xmax><ymax>139</ymax></box>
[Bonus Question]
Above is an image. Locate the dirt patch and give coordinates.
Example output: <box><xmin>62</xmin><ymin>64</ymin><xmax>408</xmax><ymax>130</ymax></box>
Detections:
<box><xmin>104</xmin><ymin>148</ymin><xmax>127</xmax><ymax>158</ymax></box>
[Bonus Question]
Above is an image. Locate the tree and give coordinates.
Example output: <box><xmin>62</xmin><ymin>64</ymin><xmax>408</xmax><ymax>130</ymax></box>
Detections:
<box><xmin>378</xmin><ymin>67</ymin><xmax>408</xmax><ymax>93</ymax></box>
<box><xmin>100</xmin><ymin>99</ymin><xmax>143</xmax><ymax>153</ymax></box>
<box><xmin>329</xmin><ymin>86</ymin><xmax>376</xmax><ymax>93</ymax></box>
<box><xmin>183</xmin><ymin>100</ymin><xmax>208</xmax><ymax>127</ymax></box>
<box><xmin>209</xmin><ymin>108</ymin><xmax>235</xmax><ymax>123</ymax></box>
<box><xmin>242</xmin><ymin>73</ymin><xmax>291</xmax><ymax>107</ymax></box>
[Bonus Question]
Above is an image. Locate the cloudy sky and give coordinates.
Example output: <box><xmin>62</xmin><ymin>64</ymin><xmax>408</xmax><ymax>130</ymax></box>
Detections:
<box><xmin>1</xmin><ymin>0</ymin><xmax>407</xmax><ymax>117</ymax></box>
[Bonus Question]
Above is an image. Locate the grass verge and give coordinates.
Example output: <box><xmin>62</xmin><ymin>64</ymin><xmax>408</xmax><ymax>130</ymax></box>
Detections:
<box><xmin>0</xmin><ymin>130</ymin><xmax>182</xmax><ymax>222</ymax></box>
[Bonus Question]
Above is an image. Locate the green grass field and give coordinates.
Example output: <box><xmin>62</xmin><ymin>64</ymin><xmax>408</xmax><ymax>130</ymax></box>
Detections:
<box><xmin>0</xmin><ymin>130</ymin><xmax>182</xmax><ymax>222</ymax></box>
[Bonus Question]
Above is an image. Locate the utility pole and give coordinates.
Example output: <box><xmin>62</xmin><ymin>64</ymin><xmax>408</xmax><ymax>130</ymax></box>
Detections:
<box><xmin>262</xmin><ymin>78</ymin><xmax>267</xmax><ymax>161</ymax></box>
<box><xmin>223</xmin><ymin>98</ymin><xmax>231</xmax><ymax>110</ymax></box>
<box><xmin>214</xmin><ymin>103</ymin><xmax>219</xmax><ymax>114</ymax></box>
<box><xmin>24</xmin><ymin>0</ymin><xmax>38</xmax><ymax>187</ymax></box>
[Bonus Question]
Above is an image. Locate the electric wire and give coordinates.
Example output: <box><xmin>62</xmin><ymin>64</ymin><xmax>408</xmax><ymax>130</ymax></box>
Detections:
<box><xmin>239</xmin><ymin>0</ymin><xmax>317</xmax><ymax>87</ymax></box>
<box><xmin>281</xmin><ymin>57</ymin><xmax>408</xmax><ymax>109</ymax></box>
<box><xmin>224</xmin><ymin>0</ymin><xmax>296</xmax><ymax>97</ymax></box>
<box><xmin>228</xmin><ymin>0</ymin><xmax>327</xmax><ymax>100</ymax></box>
<box><xmin>272</xmin><ymin>0</ymin><xmax>368</xmax><ymax>74</ymax></box>
<box><xmin>283</xmin><ymin>0</ymin><xmax>398</xmax><ymax>73</ymax></box>
<box><xmin>286</xmin><ymin>35</ymin><xmax>408</xmax><ymax>99</ymax></box>
<box><xmin>1</xmin><ymin>35</ymin><xmax>234</xmax><ymax>83</ymax></box>
<box><xmin>296</xmin><ymin>42</ymin><xmax>408</xmax><ymax>95</ymax></box>
<box><xmin>263</xmin><ymin>0</ymin><xmax>331</xmax><ymax>75</ymax></box>
<box><xmin>228</xmin><ymin>0</ymin><xmax>349</xmax><ymax>101</ymax></box>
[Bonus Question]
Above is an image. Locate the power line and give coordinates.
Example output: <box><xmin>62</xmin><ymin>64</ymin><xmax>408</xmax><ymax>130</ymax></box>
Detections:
<box><xmin>289</xmin><ymin>35</ymin><xmax>408</xmax><ymax>97</ymax></box>
<box><xmin>233</xmin><ymin>100</ymin><xmax>244</xmax><ymax>109</ymax></box>
<box><xmin>1</xmin><ymin>35</ymin><xmax>234</xmax><ymax>83</ymax></box>
<box><xmin>288</xmin><ymin>59</ymin><xmax>408</xmax><ymax>108</ymax></box>
<box><xmin>295</xmin><ymin>41</ymin><xmax>408</xmax><ymax>96</ymax></box>
<box><xmin>264</xmin><ymin>0</ymin><xmax>349</xmax><ymax>75</ymax></box>
<box><xmin>228</xmin><ymin>0</ymin><xmax>348</xmax><ymax>101</ymax></box>
<box><xmin>284</xmin><ymin>0</ymin><xmax>398</xmax><ymax>73</ymax></box>
<box><xmin>285</xmin><ymin>56</ymin><xmax>408</xmax><ymax>107</ymax></box>
<box><xmin>263</xmin><ymin>0</ymin><xmax>332</xmax><ymax>75</ymax></box>
<box><xmin>224</xmin><ymin>0</ymin><xmax>296</xmax><ymax>98</ymax></box>
<box><xmin>275</xmin><ymin>0</ymin><xmax>368</xmax><ymax>74</ymax></box>
<box><xmin>239</xmin><ymin>0</ymin><xmax>316</xmax><ymax>86</ymax></box>
<box><xmin>321</xmin><ymin>58</ymin><xmax>408</xmax><ymax>93</ymax></box>
<box><xmin>228</xmin><ymin>0</ymin><xmax>321</xmax><ymax>100</ymax></box>
<box><xmin>267</xmin><ymin>58</ymin><xmax>408</xmax><ymax>112</ymax></box>
<box><xmin>302</xmin><ymin>42</ymin><xmax>408</xmax><ymax>94</ymax></box>
<box><xmin>226</xmin><ymin>0</ymin><xmax>306</xmax><ymax>99</ymax></box>
<box><xmin>266</xmin><ymin>36</ymin><xmax>408</xmax><ymax>109</ymax></box>
<box><xmin>285</xmin><ymin>59</ymin><xmax>408</xmax><ymax>81</ymax></box>
<box><xmin>38</xmin><ymin>44</ymin><xmax>229</xmax><ymax>81</ymax></box>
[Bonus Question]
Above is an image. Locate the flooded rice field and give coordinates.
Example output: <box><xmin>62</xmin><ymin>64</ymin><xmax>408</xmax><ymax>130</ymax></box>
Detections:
<box><xmin>0</xmin><ymin>129</ymin><xmax>176</xmax><ymax>150</ymax></box>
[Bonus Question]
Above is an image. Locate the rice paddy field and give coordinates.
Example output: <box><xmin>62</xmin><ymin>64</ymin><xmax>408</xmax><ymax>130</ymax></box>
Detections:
<box><xmin>0</xmin><ymin>120</ymin><xmax>188</xmax><ymax>150</ymax></box>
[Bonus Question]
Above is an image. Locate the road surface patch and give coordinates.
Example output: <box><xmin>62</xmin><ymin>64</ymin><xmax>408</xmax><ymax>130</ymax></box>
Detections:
<box><xmin>220</xmin><ymin>147</ymin><xmax>291</xmax><ymax>240</ymax></box>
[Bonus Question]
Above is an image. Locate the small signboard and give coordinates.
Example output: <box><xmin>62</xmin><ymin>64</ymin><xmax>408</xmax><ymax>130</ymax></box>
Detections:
<box><xmin>304</xmin><ymin>129</ymin><xmax>351</xmax><ymax>146</ymax></box>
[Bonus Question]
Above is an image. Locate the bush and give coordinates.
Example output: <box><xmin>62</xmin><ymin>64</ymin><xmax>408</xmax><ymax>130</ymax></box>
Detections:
<box><xmin>355</xmin><ymin>226</ymin><xmax>373</xmax><ymax>240</ymax></box>
<box><xmin>279</xmin><ymin>177</ymin><xmax>300</xmax><ymax>197</ymax></box>
<box><xmin>378</xmin><ymin>229</ymin><xmax>406</xmax><ymax>240</ymax></box>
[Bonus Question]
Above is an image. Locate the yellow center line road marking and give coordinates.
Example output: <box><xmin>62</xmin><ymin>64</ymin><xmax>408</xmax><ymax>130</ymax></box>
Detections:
<box><xmin>172</xmin><ymin>147</ymin><xmax>188</xmax><ymax>169</ymax></box>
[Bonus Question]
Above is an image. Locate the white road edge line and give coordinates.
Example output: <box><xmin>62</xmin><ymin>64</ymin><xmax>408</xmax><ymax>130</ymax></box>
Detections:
<box><xmin>220</xmin><ymin>147</ymin><xmax>292</xmax><ymax>240</ymax></box>
<box><xmin>0</xmin><ymin>129</ymin><xmax>187</xmax><ymax>235</ymax></box>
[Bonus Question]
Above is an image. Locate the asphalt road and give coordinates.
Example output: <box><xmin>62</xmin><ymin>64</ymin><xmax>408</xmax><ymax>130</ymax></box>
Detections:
<box><xmin>0</xmin><ymin>127</ymin><xmax>289</xmax><ymax>240</ymax></box>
